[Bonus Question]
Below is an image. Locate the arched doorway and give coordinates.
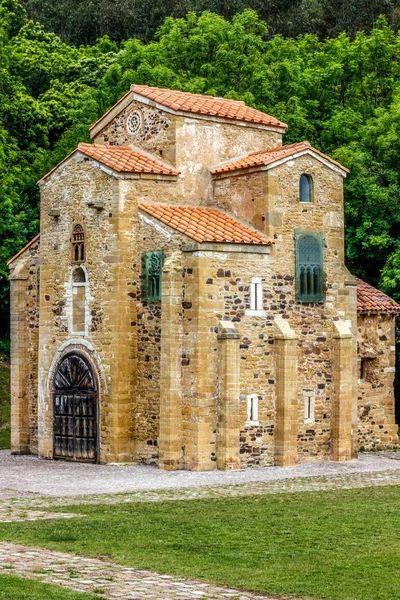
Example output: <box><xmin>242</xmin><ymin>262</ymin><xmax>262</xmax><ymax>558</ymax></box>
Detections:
<box><xmin>53</xmin><ymin>353</ymin><xmax>98</xmax><ymax>462</ymax></box>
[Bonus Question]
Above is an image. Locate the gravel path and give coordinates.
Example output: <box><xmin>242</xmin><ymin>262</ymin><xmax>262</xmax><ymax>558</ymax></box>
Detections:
<box><xmin>0</xmin><ymin>542</ymin><xmax>293</xmax><ymax>600</ymax></box>
<box><xmin>2</xmin><ymin>450</ymin><xmax>400</xmax><ymax>497</ymax></box>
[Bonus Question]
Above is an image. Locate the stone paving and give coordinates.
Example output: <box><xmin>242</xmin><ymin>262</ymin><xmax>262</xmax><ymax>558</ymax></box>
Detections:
<box><xmin>0</xmin><ymin>542</ymin><xmax>294</xmax><ymax>600</ymax></box>
<box><xmin>2</xmin><ymin>450</ymin><xmax>400</xmax><ymax>497</ymax></box>
<box><xmin>2</xmin><ymin>454</ymin><xmax>400</xmax><ymax>522</ymax></box>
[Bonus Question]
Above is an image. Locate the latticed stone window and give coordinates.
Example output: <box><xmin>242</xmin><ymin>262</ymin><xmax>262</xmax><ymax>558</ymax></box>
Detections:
<box><xmin>142</xmin><ymin>251</ymin><xmax>163</xmax><ymax>302</ymax></box>
<box><xmin>295</xmin><ymin>231</ymin><xmax>325</xmax><ymax>303</ymax></box>
<box><xmin>72</xmin><ymin>224</ymin><xmax>85</xmax><ymax>263</ymax></box>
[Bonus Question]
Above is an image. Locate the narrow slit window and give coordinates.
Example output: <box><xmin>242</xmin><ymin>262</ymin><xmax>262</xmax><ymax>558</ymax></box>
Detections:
<box><xmin>299</xmin><ymin>174</ymin><xmax>313</xmax><ymax>203</ymax></box>
<box><xmin>246</xmin><ymin>394</ymin><xmax>259</xmax><ymax>425</ymax></box>
<box><xmin>72</xmin><ymin>224</ymin><xmax>85</xmax><ymax>263</ymax></box>
<box><xmin>250</xmin><ymin>277</ymin><xmax>263</xmax><ymax>312</ymax></box>
<box><xmin>304</xmin><ymin>392</ymin><xmax>315</xmax><ymax>424</ymax></box>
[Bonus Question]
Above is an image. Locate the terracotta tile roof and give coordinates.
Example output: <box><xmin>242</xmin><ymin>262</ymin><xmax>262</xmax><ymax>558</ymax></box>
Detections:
<box><xmin>211</xmin><ymin>141</ymin><xmax>350</xmax><ymax>175</ymax></box>
<box><xmin>39</xmin><ymin>144</ymin><xmax>179</xmax><ymax>182</ymax></box>
<box><xmin>356</xmin><ymin>277</ymin><xmax>400</xmax><ymax>313</ymax></box>
<box><xmin>78</xmin><ymin>144</ymin><xmax>179</xmax><ymax>175</ymax></box>
<box><xmin>139</xmin><ymin>204</ymin><xmax>272</xmax><ymax>245</ymax></box>
<box><xmin>7</xmin><ymin>234</ymin><xmax>40</xmax><ymax>266</ymax></box>
<box><xmin>131</xmin><ymin>85</ymin><xmax>287</xmax><ymax>129</ymax></box>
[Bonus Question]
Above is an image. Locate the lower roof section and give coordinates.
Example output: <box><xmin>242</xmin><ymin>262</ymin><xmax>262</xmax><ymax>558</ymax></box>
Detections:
<box><xmin>139</xmin><ymin>203</ymin><xmax>273</xmax><ymax>246</ymax></box>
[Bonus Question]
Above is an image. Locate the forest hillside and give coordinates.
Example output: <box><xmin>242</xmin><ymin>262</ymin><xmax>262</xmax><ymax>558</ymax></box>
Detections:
<box><xmin>1</xmin><ymin>0</ymin><xmax>400</xmax><ymax>333</ymax></box>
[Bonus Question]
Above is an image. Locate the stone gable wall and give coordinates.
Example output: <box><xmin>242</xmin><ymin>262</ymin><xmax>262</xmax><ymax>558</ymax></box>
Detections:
<box><xmin>36</xmin><ymin>159</ymin><xmax>179</xmax><ymax>463</ymax></box>
<box><xmin>93</xmin><ymin>102</ymin><xmax>176</xmax><ymax>166</ymax></box>
<box><xmin>214</xmin><ymin>155</ymin><xmax>358</xmax><ymax>462</ymax></box>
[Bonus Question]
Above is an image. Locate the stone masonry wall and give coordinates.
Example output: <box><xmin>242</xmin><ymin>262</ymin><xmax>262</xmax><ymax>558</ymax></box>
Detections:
<box><xmin>94</xmin><ymin>97</ymin><xmax>282</xmax><ymax>205</ymax></box>
<box><xmin>93</xmin><ymin>103</ymin><xmax>177</xmax><ymax>166</ymax></box>
<box><xmin>357</xmin><ymin>313</ymin><xmax>398</xmax><ymax>449</ymax></box>
<box><xmin>214</xmin><ymin>154</ymin><xmax>358</xmax><ymax>462</ymax></box>
<box><xmin>9</xmin><ymin>238</ymin><xmax>40</xmax><ymax>454</ymax></box>
<box><xmin>37</xmin><ymin>156</ymin><xmax>177</xmax><ymax>463</ymax></box>
<box><xmin>133</xmin><ymin>215</ymin><xmax>189</xmax><ymax>464</ymax></box>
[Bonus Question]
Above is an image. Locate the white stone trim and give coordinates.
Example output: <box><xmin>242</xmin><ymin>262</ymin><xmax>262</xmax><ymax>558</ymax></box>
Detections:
<box><xmin>303</xmin><ymin>390</ymin><xmax>315</xmax><ymax>425</ymax></box>
<box><xmin>64</xmin><ymin>265</ymin><xmax>92</xmax><ymax>337</ymax></box>
<box><xmin>246</xmin><ymin>394</ymin><xmax>259</xmax><ymax>426</ymax></box>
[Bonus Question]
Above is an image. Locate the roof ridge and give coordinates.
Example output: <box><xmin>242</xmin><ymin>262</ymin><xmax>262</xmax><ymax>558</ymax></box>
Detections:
<box><xmin>211</xmin><ymin>140</ymin><xmax>349</xmax><ymax>176</ymax></box>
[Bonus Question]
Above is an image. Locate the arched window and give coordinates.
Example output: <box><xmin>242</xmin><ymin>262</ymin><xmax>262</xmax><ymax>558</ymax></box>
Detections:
<box><xmin>299</xmin><ymin>174</ymin><xmax>313</xmax><ymax>203</ymax></box>
<box><xmin>72</xmin><ymin>267</ymin><xmax>86</xmax><ymax>333</ymax></box>
<box><xmin>296</xmin><ymin>232</ymin><xmax>325</xmax><ymax>303</ymax></box>
<box><xmin>72</xmin><ymin>224</ymin><xmax>85</xmax><ymax>263</ymax></box>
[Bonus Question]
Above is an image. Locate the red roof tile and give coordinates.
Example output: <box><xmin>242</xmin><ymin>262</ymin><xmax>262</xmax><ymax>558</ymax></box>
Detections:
<box><xmin>78</xmin><ymin>144</ymin><xmax>179</xmax><ymax>175</ymax></box>
<box><xmin>39</xmin><ymin>144</ymin><xmax>179</xmax><ymax>182</ymax></box>
<box><xmin>7</xmin><ymin>234</ymin><xmax>40</xmax><ymax>265</ymax></box>
<box><xmin>139</xmin><ymin>204</ymin><xmax>272</xmax><ymax>245</ymax></box>
<box><xmin>131</xmin><ymin>85</ymin><xmax>287</xmax><ymax>129</ymax></box>
<box><xmin>356</xmin><ymin>277</ymin><xmax>400</xmax><ymax>313</ymax></box>
<box><xmin>211</xmin><ymin>141</ymin><xmax>350</xmax><ymax>175</ymax></box>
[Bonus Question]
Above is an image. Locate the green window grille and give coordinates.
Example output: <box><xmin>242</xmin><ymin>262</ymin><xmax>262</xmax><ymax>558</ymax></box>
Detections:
<box><xmin>295</xmin><ymin>232</ymin><xmax>325</xmax><ymax>303</ymax></box>
<box><xmin>142</xmin><ymin>251</ymin><xmax>163</xmax><ymax>302</ymax></box>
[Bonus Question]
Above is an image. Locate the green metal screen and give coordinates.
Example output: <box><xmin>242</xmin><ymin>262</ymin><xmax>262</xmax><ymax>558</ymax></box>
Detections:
<box><xmin>141</xmin><ymin>250</ymin><xmax>163</xmax><ymax>302</ymax></box>
<box><xmin>295</xmin><ymin>231</ymin><xmax>325</xmax><ymax>303</ymax></box>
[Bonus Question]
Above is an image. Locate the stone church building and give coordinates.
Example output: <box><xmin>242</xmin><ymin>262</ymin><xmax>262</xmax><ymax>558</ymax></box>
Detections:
<box><xmin>8</xmin><ymin>85</ymin><xmax>400</xmax><ymax>470</ymax></box>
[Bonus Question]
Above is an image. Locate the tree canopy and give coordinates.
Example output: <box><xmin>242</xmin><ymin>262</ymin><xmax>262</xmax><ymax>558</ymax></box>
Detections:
<box><xmin>1</xmin><ymin>1</ymin><xmax>400</xmax><ymax>332</ymax></box>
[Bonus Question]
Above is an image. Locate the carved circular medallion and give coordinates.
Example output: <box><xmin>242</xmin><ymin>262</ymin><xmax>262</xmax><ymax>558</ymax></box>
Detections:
<box><xmin>126</xmin><ymin>109</ymin><xmax>143</xmax><ymax>135</ymax></box>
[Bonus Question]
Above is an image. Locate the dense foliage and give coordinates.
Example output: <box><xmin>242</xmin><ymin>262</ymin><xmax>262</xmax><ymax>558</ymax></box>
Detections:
<box><xmin>21</xmin><ymin>0</ymin><xmax>400</xmax><ymax>45</ymax></box>
<box><xmin>1</xmin><ymin>0</ymin><xmax>400</xmax><ymax>333</ymax></box>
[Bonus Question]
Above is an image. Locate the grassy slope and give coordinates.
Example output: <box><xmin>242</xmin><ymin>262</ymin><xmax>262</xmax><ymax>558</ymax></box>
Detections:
<box><xmin>0</xmin><ymin>363</ymin><xmax>10</xmax><ymax>449</ymax></box>
<box><xmin>1</xmin><ymin>486</ymin><xmax>400</xmax><ymax>600</ymax></box>
<box><xmin>0</xmin><ymin>574</ymin><xmax>99</xmax><ymax>599</ymax></box>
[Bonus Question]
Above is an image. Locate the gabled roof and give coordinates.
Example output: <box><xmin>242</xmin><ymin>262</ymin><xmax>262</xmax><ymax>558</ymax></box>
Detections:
<box><xmin>7</xmin><ymin>234</ymin><xmax>40</xmax><ymax>266</ymax></box>
<box><xmin>211</xmin><ymin>141</ymin><xmax>350</xmax><ymax>177</ymax></box>
<box><xmin>139</xmin><ymin>204</ymin><xmax>273</xmax><ymax>245</ymax></box>
<box><xmin>39</xmin><ymin>143</ymin><xmax>179</xmax><ymax>183</ymax></box>
<box><xmin>89</xmin><ymin>85</ymin><xmax>287</xmax><ymax>136</ymax></box>
<box><xmin>356</xmin><ymin>277</ymin><xmax>400</xmax><ymax>314</ymax></box>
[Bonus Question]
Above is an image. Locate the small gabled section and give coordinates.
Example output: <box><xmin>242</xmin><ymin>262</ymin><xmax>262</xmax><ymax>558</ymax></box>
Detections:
<box><xmin>356</xmin><ymin>277</ymin><xmax>400</xmax><ymax>314</ymax></box>
<box><xmin>38</xmin><ymin>143</ymin><xmax>179</xmax><ymax>185</ymax></box>
<box><xmin>211</xmin><ymin>141</ymin><xmax>350</xmax><ymax>178</ymax></box>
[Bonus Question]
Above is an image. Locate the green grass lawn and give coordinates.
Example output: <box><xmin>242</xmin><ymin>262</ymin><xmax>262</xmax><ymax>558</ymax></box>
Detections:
<box><xmin>0</xmin><ymin>363</ymin><xmax>10</xmax><ymax>449</ymax></box>
<box><xmin>1</xmin><ymin>486</ymin><xmax>400</xmax><ymax>600</ymax></box>
<box><xmin>0</xmin><ymin>574</ymin><xmax>99</xmax><ymax>599</ymax></box>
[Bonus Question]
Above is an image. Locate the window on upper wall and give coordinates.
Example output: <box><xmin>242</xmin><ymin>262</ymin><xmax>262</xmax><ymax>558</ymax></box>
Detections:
<box><xmin>72</xmin><ymin>224</ymin><xmax>85</xmax><ymax>263</ymax></box>
<box><xmin>295</xmin><ymin>232</ymin><xmax>325</xmax><ymax>303</ymax></box>
<box><xmin>299</xmin><ymin>174</ymin><xmax>313</xmax><ymax>203</ymax></box>
<box><xmin>142</xmin><ymin>251</ymin><xmax>163</xmax><ymax>302</ymax></box>
<box><xmin>72</xmin><ymin>266</ymin><xmax>86</xmax><ymax>334</ymax></box>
